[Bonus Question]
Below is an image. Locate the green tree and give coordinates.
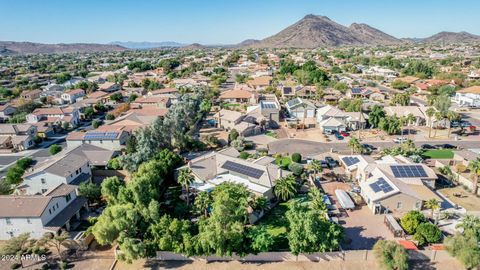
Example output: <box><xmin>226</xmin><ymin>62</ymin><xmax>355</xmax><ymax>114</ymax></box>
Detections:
<box><xmin>308</xmin><ymin>188</ymin><xmax>327</xmax><ymax>215</ymax></box>
<box><xmin>78</xmin><ymin>182</ymin><xmax>102</xmax><ymax>205</ymax></box>
<box><xmin>368</xmin><ymin>105</ymin><xmax>385</xmax><ymax>128</ymax></box>
<box><xmin>425</xmin><ymin>107</ymin><xmax>436</xmax><ymax>138</ymax></box>
<box><xmin>413</xmin><ymin>222</ymin><xmax>442</xmax><ymax>245</ymax></box>
<box><xmin>194</xmin><ymin>191</ymin><xmax>212</xmax><ymax>217</ymax></box>
<box><xmin>194</xmin><ymin>182</ymin><xmax>250</xmax><ymax>256</ymax></box>
<box><xmin>228</xmin><ymin>129</ymin><xmax>239</xmax><ymax>142</ymax></box>
<box><xmin>468</xmin><ymin>158</ymin><xmax>480</xmax><ymax>194</ymax></box>
<box><xmin>49</xmin><ymin>144</ymin><xmax>62</xmax><ymax>155</ymax></box>
<box><xmin>107</xmin><ymin>157</ymin><xmax>122</xmax><ymax>170</ymax></box>
<box><xmin>446</xmin><ymin>216</ymin><xmax>480</xmax><ymax>269</ymax></box>
<box><xmin>446</xmin><ymin>111</ymin><xmax>460</xmax><ymax>138</ymax></box>
<box><xmin>424</xmin><ymin>198</ymin><xmax>440</xmax><ymax>219</ymax></box>
<box><xmin>391</xmin><ymin>80</ymin><xmax>410</xmax><ymax>90</ymax></box>
<box><xmin>100</xmin><ymin>176</ymin><xmax>125</xmax><ymax>204</ymax></box>
<box><xmin>373</xmin><ymin>240</ymin><xmax>408</xmax><ymax>270</ymax></box>
<box><xmin>39</xmin><ymin>231</ymin><xmax>76</xmax><ymax>263</ymax></box>
<box><xmin>148</xmin><ymin>215</ymin><xmax>193</xmax><ymax>255</ymax></box>
<box><xmin>286</xmin><ymin>200</ymin><xmax>343</xmax><ymax>257</ymax></box>
<box><xmin>117</xmin><ymin>236</ymin><xmax>146</xmax><ymax>263</ymax></box>
<box><xmin>92</xmin><ymin>119</ymin><xmax>102</xmax><ymax>129</ymax></box>
<box><xmin>177</xmin><ymin>167</ymin><xmax>194</xmax><ymax>206</ymax></box>
<box><xmin>274</xmin><ymin>175</ymin><xmax>297</xmax><ymax>201</ymax></box>
<box><xmin>456</xmin><ymin>215</ymin><xmax>480</xmax><ymax>239</ymax></box>
<box><xmin>246</xmin><ymin>226</ymin><xmax>274</xmax><ymax>254</ymax></box>
<box><xmin>400</xmin><ymin>210</ymin><xmax>426</xmax><ymax>235</ymax></box>
<box><xmin>348</xmin><ymin>136</ymin><xmax>364</xmax><ymax>154</ymax></box>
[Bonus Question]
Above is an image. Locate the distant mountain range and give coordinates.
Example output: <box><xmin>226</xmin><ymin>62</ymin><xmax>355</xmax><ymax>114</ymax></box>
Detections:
<box><xmin>0</xmin><ymin>41</ymin><xmax>126</xmax><ymax>55</ymax></box>
<box><xmin>2</xmin><ymin>15</ymin><xmax>480</xmax><ymax>55</ymax></box>
<box><xmin>110</xmin><ymin>41</ymin><xmax>186</xmax><ymax>49</ymax></box>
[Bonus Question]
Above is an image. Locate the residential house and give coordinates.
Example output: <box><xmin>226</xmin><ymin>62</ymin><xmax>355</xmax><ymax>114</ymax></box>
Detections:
<box><xmin>247</xmin><ymin>76</ymin><xmax>272</xmax><ymax>90</ymax></box>
<box><xmin>20</xmin><ymin>89</ymin><xmax>42</xmax><ymax>101</ymax></box>
<box><xmin>61</xmin><ymin>89</ymin><xmax>85</xmax><ymax>104</ymax></box>
<box><xmin>280</xmin><ymin>85</ymin><xmax>316</xmax><ymax>99</ymax></box>
<box><xmin>82</xmin><ymin>91</ymin><xmax>112</xmax><ymax>105</ymax></box>
<box><xmin>316</xmin><ymin>105</ymin><xmax>367</xmax><ymax>132</ymax></box>
<box><xmin>0</xmin><ymin>104</ymin><xmax>16</xmax><ymax>122</ymax></box>
<box><xmin>179</xmin><ymin>148</ymin><xmax>291</xmax><ymax>200</ymax></box>
<box><xmin>98</xmin><ymin>82</ymin><xmax>120</xmax><ymax>92</ymax></box>
<box><xmin>346</xmin><ymin>87</ymin><xmax>374</xmax><ymax>99</ymax></box>
<box><xmin>246</xmin><ymin>99</ymin><xmax>280</xmax><ymax>128</ymax></box>
<box><xmin>285</xmin><ymin>97</ymin><xmax>317</xmax><ymax>128</ymax></box>
<box><xmin>131</xmin><ymin>96</ymin><xmax>171</xmax><ymax>109</ymax></box>
<box><xmin>351</xmin><ymin>155</ymin><xmax>441</xmax><ymax>215</ymax></box>
<box><xmin>384</xmin><ymin>106</ymin><xmax>427</xmax><ymax>126</ymax></box>
<box><xmin>214</xmin><ymin>109</ymin><xmax>261</xmax><ymax>137</ymax></box>
<box><xmin>66</xmin><ymin>128</ymin><xmax>130</xmax><ymax>151</ymax></box>
<box><xmin>0</xmin><ymin>124</ymin><xmax>37</xmax><ymax>151</ymax></box>
<box><xmin>452</xmin><ymin>86</ymin><xmax>480</xmax><ymax>108</ymax></box>
<box><xmin>219</xmin><ymin>89</ymin><xmax>258</xmax><ymax>104</ymax></box>
<box><xmin>26</xmin><ymin>107</ymin><xmax>80</xmax><ymax>128</ymax></box>
<box><xmin>0</xmin><ymin>184</ymin><xmax>88</xmax><ymax>239</ymax></box>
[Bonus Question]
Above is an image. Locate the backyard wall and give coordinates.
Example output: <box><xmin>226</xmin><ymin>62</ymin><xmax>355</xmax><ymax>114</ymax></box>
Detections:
<box><xmin>435</xmin><ymin>161</ymin><xmax>480</xmax><ymax>196</ymax></box>
<box><xmin>154</xmin><ymin>249</ymin><xmax>453</xmax><ymax>263</ymax></box>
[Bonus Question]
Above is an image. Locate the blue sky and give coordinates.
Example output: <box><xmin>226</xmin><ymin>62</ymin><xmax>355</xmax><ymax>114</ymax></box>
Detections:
<box><xmin>2</xmin><ymin>0</ymin><xmax>480</xmax><ymax>44</ymax></box>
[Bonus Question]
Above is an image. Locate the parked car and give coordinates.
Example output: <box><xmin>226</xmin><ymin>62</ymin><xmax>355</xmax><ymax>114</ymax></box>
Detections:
<box><xmin>324</xmin><ymin>130</ymin><xmax>333</xmax><ymax>135</ymax></box>
<box><xmin>421</xmin><ymin>144</ymin><xmax>436</xmax><ymax>149</ymax></box>
<box><xmin>333</xmin><ymin>131</ymin><xmax>344</xmax><ymax>140</ymax></box>
<box><xmin>340</xmin><ymin>131</ymin><xmax>349</xmax><ymax>137</ymax></box>
<box><xmin>436</xmin><ymin>143</ymin><xmax>457</xmax><ymax>149</ymax></box>
<box><xmin>325</xmin><ymin>156</ymin><xmax>337</xmax><ymax>168</ymax></box>
<box><xmin>362</xmin><ymin>144</ymin><xmax>377</xmax><ymax>151</ymax></box>
<box><xmin>320</xmin><ymin>160</ymin><xmax>329</xmax><ymax>168</ymax></box>
<box><xmin>460</xmin><ymin>121</ymin><xmax>472</xmax><ymax>128</ymax></box>
<box><xmin>393</xmin><ymin>137</ymin><xmax>407</xmax><ymax>144</ymax></box>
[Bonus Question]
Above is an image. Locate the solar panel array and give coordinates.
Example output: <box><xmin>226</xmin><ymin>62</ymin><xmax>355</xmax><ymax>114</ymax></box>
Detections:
<box><xmin>84</xmin><ymin>132</ymin><xmax>119</xmax><ymax>140</ymax></box>
<box><xmin>261</xmin><ymin>102</ymin><xmax>277</xmax><ymax>109</ymax></box>
<box><xmin>369</xmin><ymin>177</ymin><xmax>394</xmax><ymax>193</ymax></box>
<box><xmin>391</xmin><ymin>165</ymin><xmax>428</xmax><ymax>178</ymax></box>
<box><xmin>342</xmin><ymin>156</ymin><xmax>360</xmax><ymax>167</ymax></box>
<box><xmin>351</xmin><ymin>88</ymin><xmax>363</xmax><ymax>94</ymax></box>
<box><xmin>221</xmin><ymin>160</ymin><xmax>264</xmax><ymax>179</ymax></box>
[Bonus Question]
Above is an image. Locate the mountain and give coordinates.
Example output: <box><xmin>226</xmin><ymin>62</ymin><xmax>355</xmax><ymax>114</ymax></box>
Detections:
<box><xmin>236</xmin><ymin>39</ymin><xmax>261</xmax><ymax>47</ymax></box>
<box><xmin>420</xmin><ymin>31</ymin><xmax>480</xmax><ymax>44</ymax></box>
<box><xmin>251</xmin><ymin>14</ymin><xmax>401</xmax><ymax>48</ymax></box>
<box><xmin>110</xmin><ymin>41</ymin><xmax>185</xmax><ymax>49</ymax></box>
<box><xmin>0</xmin><ymin>41</ymin><xmax>127</xmax><ymax>55</ymax></box>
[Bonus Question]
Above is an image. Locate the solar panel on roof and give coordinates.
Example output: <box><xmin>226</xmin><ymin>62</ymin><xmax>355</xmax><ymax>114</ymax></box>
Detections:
<box><xmin>369</xmin><ymin>183</ymin><xmax>381</xmax><ymax>193</ymax></box>
<box><xmin>221</xmin><ymin>160</ymin><xmax>264</xmax><ymax>179</ymax></box>
<box><xmin>342</xmin><ymin>157</ymin><xmax>360</xmax><ymax>167</ymax></box>
<box><xmin>351</xmin><ymin>88</ymin><xmax>362</xmax><ymax>94</ymax></box>
<box><xmin>391</xmin><ymin>165</ymin><xmax>428</xmax><ymax>178</ymax></box>
<box><xmin>84</xmin><ymin>131</ymin><xmax>119</xmax><ymax>140</ymax></box>
<box><xmin>370</xmin><ymin>177</ymin><xmax>394</xmax><ymax>193</ymax></box>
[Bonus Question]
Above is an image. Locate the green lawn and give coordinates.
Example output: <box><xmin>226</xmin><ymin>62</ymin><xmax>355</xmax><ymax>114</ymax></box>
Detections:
<box><xmin>254</xmin><ymin>196</ymin><xmax>308</xmax><ymax>251</ymax></box>
<box><xmin>265</xmin><ymin>130</ymin><xmax>277</xmax><ymax>138</ymax></box>
<box><xmin>422</xmin><ymin>149</ymin><xmax>454</xmax><ymax>159</ymax></box>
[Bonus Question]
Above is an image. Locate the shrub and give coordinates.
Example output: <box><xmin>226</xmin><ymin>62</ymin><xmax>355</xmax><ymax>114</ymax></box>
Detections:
<box><xmin>239</xmin><ymin>151</ymin><xmax>250</xmax><ymax>160</ymax></box>
<box><xmin>107</xmin><ymin>158</ymin><xmax>122</xmax><ymax>170</ymax></box>
<box><xmin>413</xmin><ymin>223</ymin><xmax>442</xmax><ymax>245</ymax></box>
<box><xmin>288</xmin><ymin>162</ymin><xmax>304</xmax><ymax>176</ymax></box>
<box><xmin>92</xmin><ymin>119</ymin><xmax>102</xmax><ymax>129</ymax></box>
<box><xmin>400</xmin><ymin>210</ymin><xmax>426</xmax><ymax>235</ymax></box>
<box><xmin>16</xmin><ymin>157</ymin><xmax>33</xmax><ymax>170</ymax></box>
<box><xmin>291</xmin><ymin>153</ymin><xmax>302</xmax><ymax>163</ymax></box>
<box><xmin>106</xmin><ymin>114</ymin><xmax>115</xmax><ymax>120</ymax></box>
<box><xmin>373</xmin><ymin>240</ymin><xmax>408</xmax><ymax>270</ymax></box>
<box><xmin>49</xmin><ymin>144</ymin><xmax>62</xmax><ymax>155</ymax></box>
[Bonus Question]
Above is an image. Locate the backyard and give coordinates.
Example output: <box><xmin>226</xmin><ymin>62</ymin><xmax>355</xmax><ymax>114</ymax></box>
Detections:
<box><xmin>254</xmin><ymin>196</ymin><xmax>309</xmax><ymax>251</ymax></box>
<box><xmin>438</xmin><ymin>186</ymin><xmax>480</xmax><ymax>211</ymax></box>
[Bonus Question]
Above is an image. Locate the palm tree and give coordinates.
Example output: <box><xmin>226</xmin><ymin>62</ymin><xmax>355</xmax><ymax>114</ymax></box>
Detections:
<box><xmin>250</xmin><ymin>195</ymin><xmax>269</xmax><ymax>213</ymax></box>
<box><xmin>425</xmin><ymin>107</ymin><xmax>436</xmax><ymax>138</ymax></box>
<box><xmin>368</xmin><ymin>105</ymin><xmax>385</xmax><ymax>128</ymax></box>
<box><xmin>424</xmin><ymin>198</ymin><xmax>440</xmax><ymax>220</ymax></box>
<box><xmin>405</xmin><ymin>113</ymin><xmax>416</xmax><ymax>139</ymax></box>
<box><xmin>177</xmin><ymin>167</ymin><xmax>195</xmax><ymax>206</ymax></box>
<box><xmin>308</xmin><ymin>188</ymin><xmax>327</xmax><ymax>216</ymax></box>
<box><xmin>194</xmin><ymin>191</ymin><xmax>211</xmax><ymax>217</ymax></box>
<box><xmin>468</xmin><ymin>158</ymin><xmax>480</xmax><ymax>195</ymax></box>
<box><xmin>455</xmin><ymin>215</ymin><xmax>480</xmax><ymax>236</ymax></box>
<box><xmin>348</xmin><ymin>136</ymin><xmax>363</xmax><ymax>154</ymax></box>
<box><xmin>274</xmin><ymin>175</ymin><xmax>297</xmax><ymax>201</ymax></box>
<box><xmin>433</xmin><ymin>111</ymin><xmax>445</xmax><ymax>138</ymax></box>
<box><xmin>446</xmin><ymin>111</ymin><xmax>460</xmax><ymax>138</ymax></box>
<box><xmin>309</xmin><ymin>159</ymin><xmax>323</xmax><ymax>175</ymax></box>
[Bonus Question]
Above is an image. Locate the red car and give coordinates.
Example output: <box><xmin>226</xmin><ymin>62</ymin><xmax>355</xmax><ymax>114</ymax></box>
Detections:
<box><xmin>340</xmin><ymin>131</ymin><xmax>349</xmax><ymax>137</ymax></box>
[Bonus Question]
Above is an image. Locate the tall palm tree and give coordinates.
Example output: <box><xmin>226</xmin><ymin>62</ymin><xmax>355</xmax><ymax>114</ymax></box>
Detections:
<box><xmin>446</xmin><ymin>111</ymin><xmax>460</xmax><ymax>138</ymax></box>
<box><xmin>425</xmin><ymin>107</ymin><xmax>436</xmax><ymax>138</ymax></box>
<box><xmin>348</xmin><ymin>136</ymin><xmax>363</xmax><ymax>154</ymax></box>
<box><xmin>177</xmin><ymin>167</ymin><xmax>194</xmax><ymax>206</ymax></box>
<box><xmin>406</xmin><ymin>113</ymin><xmax>416</xmax><ymax>139</ymax></box>
<box><xmin>274</xmin><ymin>175</ymin><xmax>297</xmax><ymax>201</ymax></box>
<box><xmin>194</xmin><ymin>191</ymin><xmax>211</xmax><ymax>217</ymax></box>
<box><xmin>433</xmin><ymin>111</ymin><xmax>445</xmax><ymax>138</ymax></box>
<box><xmin>309</xmin><ymin>159</ymin><xmax>323</xmax><ymax>175</ymax></box>
<box><xmin>468</xmin><ymin>158</ymin><xmax>480</xmax><ymax>195</ymax></box>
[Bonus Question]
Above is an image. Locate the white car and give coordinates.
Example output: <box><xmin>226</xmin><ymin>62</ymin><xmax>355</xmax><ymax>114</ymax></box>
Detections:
<box><xmin>393</xmin><ymin>137</ymin><xmax>407</xmax><ymax>144</ymax></box>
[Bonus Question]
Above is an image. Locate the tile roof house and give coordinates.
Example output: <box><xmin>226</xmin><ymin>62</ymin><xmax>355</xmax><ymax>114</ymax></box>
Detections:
<box><xmin>131</xmin><ymin>96</ymin><xmax>171</xmax><ymax>109</ymax></box>
<box><xmin>19</xmin><ymin>148</ymin><xmax>92</xmax><ymax>195</ymax></box>
<box><xmin>0</xmin><ymin>123</ymin><xmax>37</xmax><ymax>151</ymax></box>
<box><xmin>247</xmin><ymin>76</ymin><xmax>272</xmax><ymax>90</ymax></box>
<box><xmin>0</xmin><ymin>104</ymin><xmax>17</xmax><ymax>122</ymax></box>
<box><xmin>20</xmin><ymin>89</ymin><xmax>42</xmax><ymax>101</ymax></box>
<box><xmin>219</xmin><ymin>89</ymin><xmax>258</xmax><ymax>104</ymax></box>
<box><xmin>214</xmin><ymin>109</ymin><xmax>262</xmax><ymax>137</ymax></box>
<box><xmin>285</xmin><ymin>98</ymin><xmax>317</xmax><ymax>128</ymax></box>
<box><xmin>61</xmin><ymin>88</ymin><xmax>85</xmax><ymax>104</ymax></box>
<box><xmin>179</xmin><ymin>148</ymin><xmax>291</xmax><ymax>199</ymax></box>
<box><xmin>384</xmin><ymin>106</ymin><xmax>427</xmax><ymax>126</ymax></box>
<box><xmin>66</xmin><ymin>128</ymin><xmax>129</xmax><ymax>151</ymax></box>
<box><xmin>345</xmin><ymin>155</ymin><xmax>442</xmax><ymax>215</ymax></box>
<box><xmin>0</xmin><ymin>184</ymin><xmax>88</xmax><ymax>239</ymax></box>
<box><xmin>98</xmin><ymin>82</ymin><xmax>120</xmax><ymax>92</ymax></box>
<box><xmin>26</xmin><ymin>106</ymin><xmax>80</xmax><ymax>127</ymax></box>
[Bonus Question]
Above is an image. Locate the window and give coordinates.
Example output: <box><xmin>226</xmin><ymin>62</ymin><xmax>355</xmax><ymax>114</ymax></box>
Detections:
<box><xmin>66</xmin><ymin>194</ymin><xmax>71</xmax><ymax>202</ymax></box>
<box><xmin>41</xmin><ymin>178</ymin><xmax>46</xmax><ymax>184</ymax></box>
<box><xmin>49</xmin><ymin>209</ymin><xmax>51</xmax><ymax>214</ymax></box>
<box><xmin>6</xmin><ymin>218</ymin><xmax>12</xmax><ymax>225</ymax></box>
<box><xmin>56</xmin><ymin>203</ymin><xmax>59</xmax><ymax>208</ymax></box>
<box><xmin>26</xmin><ymin>218</ymin><xmax>31</xmax><ymax>224</ymax></box>
<box><xmin>79</xmin><ymin>167</ymin><xmax>82</xmax><ymax>173</ymax></box>
<box><xmin>75</xmin><ymin>169</ymin><xmax>79</xmax><ymax>175</ymax></box>
<box><xmin>397</xmin><ymin>202</ymin><xmax>403</xmax><ymax>209</ymax></box>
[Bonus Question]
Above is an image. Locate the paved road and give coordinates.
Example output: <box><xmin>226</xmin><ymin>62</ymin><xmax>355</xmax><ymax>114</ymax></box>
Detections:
<box><xmin>268</xmin><ymin>138</ymin><xmax>480</xmax><ymax>156</ymax></box>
